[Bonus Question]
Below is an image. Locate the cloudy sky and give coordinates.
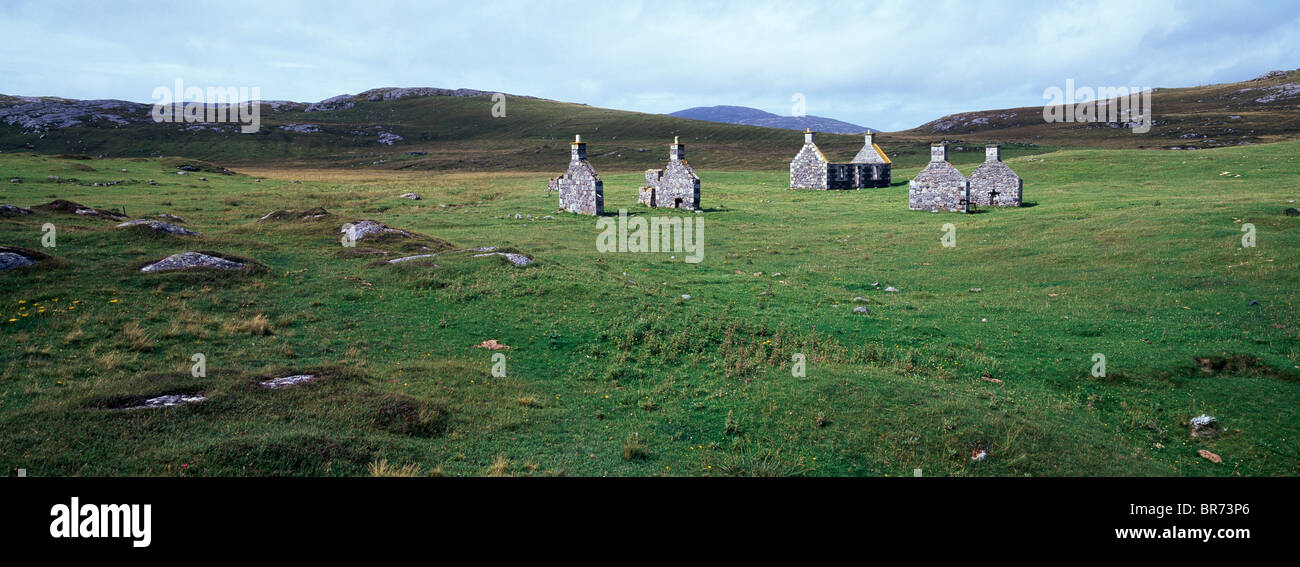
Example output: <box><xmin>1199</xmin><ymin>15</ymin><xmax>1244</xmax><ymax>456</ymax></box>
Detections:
<box><xmin>2</xmin><ymin>0</ymin><xmax>1298</xmax><ymax>130</ymax></box>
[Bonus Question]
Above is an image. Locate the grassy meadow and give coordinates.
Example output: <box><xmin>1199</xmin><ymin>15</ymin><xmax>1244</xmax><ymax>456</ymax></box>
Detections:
<box><xmin>0</xmin><ymin>141</ymin><xmax>1297</xmax><ymax>476</ymax></box>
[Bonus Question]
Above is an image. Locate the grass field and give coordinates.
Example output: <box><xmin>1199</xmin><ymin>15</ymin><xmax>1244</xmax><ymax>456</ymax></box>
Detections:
<box><xmin>0</xmin><ymin>141</ymin><xmax>1297</xmax><ymax>476</ymax></box>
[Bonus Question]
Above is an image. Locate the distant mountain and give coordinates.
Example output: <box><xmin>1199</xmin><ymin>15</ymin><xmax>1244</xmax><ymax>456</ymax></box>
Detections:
<box><xmin>669</xmin><ymin>105</ymin><xmax>874</xmax><ymax>134</ymax></box>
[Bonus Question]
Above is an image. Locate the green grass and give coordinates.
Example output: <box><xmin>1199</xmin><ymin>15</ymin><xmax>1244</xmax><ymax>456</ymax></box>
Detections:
<box><xmin>0</xmin><ymin>140</ymin><xmax>1297</xmax><ymax>476</ymax></box>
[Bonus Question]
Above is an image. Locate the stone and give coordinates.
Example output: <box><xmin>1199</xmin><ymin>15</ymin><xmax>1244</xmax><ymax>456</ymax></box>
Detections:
<box><xmin>140</xmin><ymin>251</ymin><xmax>246</xmax><ymax>273</ymax></box>
<box><xmin>853</xmin><ymin>306</ymin><xmax>870</xmax><ymax>314</ymax></box>
<box><xmin>126</xmin><ymin>393</ymin><xmax>206</xmax><ymax>409</ymax></box>
<box><xmin>970</xmin><ymin>287</ymin><xmax>983</xmax><ymax>293</ymax></box>
<box><xmin>399</xmin><ymin>193</ymin><xmax>421</xmax><ymax>200</ymax></box>
<box><xmin>341</xmin><ymin>220</ymin><xmax>411</xmax><ymax>241</ymax></box>
<box><xmin>117</xmin><ymin>219</ymin><xmax>200</xmax><ymax>236</ymax></box>
<box><xmin>639</xmin><ymin>137</ymin><xmax>702</xmax><ymax>210</ymax></box>
<box><xmin>259</xmin><ymin>207</ymin><xmax>329</xmax><ymax>222</ymax></box>
<box><xmin>1189</xmin><ymin>414</ymin><xmax>1220</xmax><ymax>439</ymax></box>
<box><xmin>260</xmin><ymin>375</ymin><xmax>317</xmax><ymax>388</ymax></box>
<box><xmin>33</xmin><ymin>199</ymin><xmax>126</xmax><ymax>220</ymax></box>
<box><xmin>550</xmin><ymin>135</ymin><xmax>604</xmax><ymax>215</ymax></box>
<box><xmin>909</xmin><ymin>144</ymin><xmax>969</xmax><ymax>212</ymax></box>
<box><xmin>155</xmin><ymin>214</ymin><xmax>185</xmax><ymax>223</ymax></box>
<box><xmin>472</xmin><ymin>252</ymin><xmax>531</xmax><ymax>266</ymax></box>
<box><xmin>852</xmin><ymin>297</ymin><xmax>869</xmax><ymax>303</ymax></box>
<box><xmin>681</xmin><ymin>294</ymin><xmax>692</xmax><ymax>300</ymax></box>
<box><xmin>885</xmin><ymin>286</ymin><xmax>899</xmax><ymax>292</ymax></box>
<box><xmin>1285</xmin><ymin>207</ymin><xmax>1299</xmax><ymax>216</ymax></box>
<box><xmin>0</xmin><ymin>204</ymin><xmax>31</xmax><ymax>215</ymax></box>
<box><xmin>968</xmin><ymin>145</ymin><xmax>1023</xmax><ymax>206</ymax></box>
<box><xmin>0</xmin><ymin>252</ymin><xmax>36</xmax><ymax>270</ymax></box>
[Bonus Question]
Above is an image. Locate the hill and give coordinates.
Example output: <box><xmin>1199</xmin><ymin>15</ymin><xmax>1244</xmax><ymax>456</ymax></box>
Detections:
<box><xmin>2</xmin><ymin>70</ymin><xmax>1299</xmax><ymax>172</ymax></box>
<box><xmin>668</xmin><ymin>105</ymin><xmax>874</xmax><ymax>134</ymax></box>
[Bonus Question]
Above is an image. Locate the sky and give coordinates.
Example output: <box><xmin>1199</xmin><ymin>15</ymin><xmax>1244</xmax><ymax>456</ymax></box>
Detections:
<box><xmin>2</xmin><ymin>0</ymin><xmax>1298</xmax><ymax>131</ymax></box>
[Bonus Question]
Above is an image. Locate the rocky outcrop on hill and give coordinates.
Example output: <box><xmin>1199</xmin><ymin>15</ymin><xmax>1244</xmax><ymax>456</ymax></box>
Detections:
<box><xmin>117</xmin><ymin>219</ymin><xmax>200</xmax><ymax>236</ymax></box>
<box><xmin>33</xmin><ymin>199</ymin><xmax>127</xmax><ymax>220</ymax></box>
<box><xmin>0</xmin><ymin>96</ymin><xmax>151</xmax><ymax>133</ymax></box>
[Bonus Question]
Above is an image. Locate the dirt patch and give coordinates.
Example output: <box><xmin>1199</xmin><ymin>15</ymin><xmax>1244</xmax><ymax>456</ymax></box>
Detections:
<box><xmin>372</xmin><ymin>394</ymin><xmax>448</xmax><ymax>438</ymax></box>
<box><xmin>1192</xmin><ymin>354</ymin><xmax>1291</xmax><ymax>379</ymax></box>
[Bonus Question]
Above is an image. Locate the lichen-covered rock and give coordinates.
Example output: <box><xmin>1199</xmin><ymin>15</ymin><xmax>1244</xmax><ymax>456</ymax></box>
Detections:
<box><xmin>472</xmin><ymin>252</ymin><xmax>532</xmax><ymax>266</ymax></box>
<box><xmin>258</xmin><ymin>207</ymin><xmax>330</xmax><ymax>222</ymax></box>
<box><xmin>908</xmin><ymin>144</ymin><xmax>969</xmax><ymax>213</ymax></box>
<box><xmin>341</xmin><ymin>220</ymin><xmax>412</xmax><ymax>242</ymax></box>
<box><xmin>140</xmin><ymin>251</ymin><xmax>246</xmax><ymax>272</ymax></box>
<box><xmin>260</xmin><ymin>375</ymin><xmax>317</xmax><ymax>388</ymax></box>
<box><xmin>0</xmin><ymin>252</ymin><xmax>36</xmax><ymax>270</ymax></box>
<box><xmin>399</xmin><ymin>193</ymin><xmax>421</xmax><ymax>200</ymax></box>
<box><xmin>117</xmin><ymin>219</ymin><xmax>200</xmax><ymax>236</ymax></box>
<box><xmin>969</xmin><ymin>146</ymin><xmax>1022</xmax><ymax>207</ymax></box>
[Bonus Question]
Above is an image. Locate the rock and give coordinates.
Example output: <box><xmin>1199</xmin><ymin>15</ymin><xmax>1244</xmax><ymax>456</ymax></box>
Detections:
<box><xmin>259</xmin><ymin>207</ymin><xmax>329</xmax><ymax>222</ymax></box>
<box><xmin>260</xmin><ymin>375</ymin><xmax>317</xmax><ymax>388</ymax></box>
<box><xmin>399</xmin><ymin>193</ymin><xmax>421</xmax><ymax>200</ymax></box>
<box><xmin>140</xmin><ymin>251</ymin><xmax>246</xmax><ymax>273</ymax></box>
<box><xmin>1189</xmin><ymin>414</ymin><xmax>1220</xmax><ymax>439</ymax></box>
<box><xmin>1197</xmin><ymin>449</ymin><xmax>1222</xmax><ymax>463</ymax></box>
<box><xmin>177</xmin><ymin>171</ymin><xmax>188</xmax><ymax>175</ymax></box>
<box><xmin>33</xmin><ymin>199</ymin><xmax>126</xmax><ymax>220</ymax></box>
<box><xmin>126</xmin><ymin>393</ymin><xmax>206</xmax><ymax>409</ymax></box>
<box><xmin>472</xmin><ymin>252</ymin><xmax>531</xmax><ymax>266</ymax></box>
<box><xmin>155</xmin><ymin>214</ymin><xmax>185</xmax><ymax>223</ymax></box>
<box><xmin>852</xmin><ymin>297</ymin><xmax>869</xmax><ymax>303</ymax></box>
<box><xmin>0</xmin><ymin>204</ymin><xmax>32</xmax><ymax>215</ymax></box>
<box><xmin>198</xmin><ymin>177</ymin><xmax>207</xmax><ymax>181</ymax></box>
<box><xmin>1248</xmin><ymin>300</ymin><xmax>1259</xmax><ymax>306</ymax></box>
<box><xmin>117</xmin><ymin>219</ymin><xmax>200</xmax><ymax>236</ymax></box>
<box><xmin>386</xmin><ymin>253</ymin><xmax>440</xmax><ymax>264</ymax></box>
<box><xmin>1285</xmin><ymin>207</ymin><xmax>1300</xmax><ymax>216</ymax></box>
<box><xmin>970</xmin><ymin>287</ymin><xmax>983</xmax><ymax>293</ymax></box>
<box><xmin>8</xmin><ymin>178</ymin><xmax>20</xmax><ymax>183</ymax></box>
<box><xmin>681</xmin><ymin>294</ymin><xmax>692</xmax><ymax>300</ymax></box>
<box><xmin>341</xmin><ymin>220</ymin><xmax>411</xmax><ymax>241</ymax></box>
<box><xmin>885</xmin><ymin>286</ymin><xmax>899</xmax><ymax>292</ymax></box>
<box><xmin>0</xmin><ymin>251</ymin><xmax>36</xmax><ymax>270</ymax></box>
<box><xmin>853</xmin><ymin>306</ymin><xmax>870</xmax><ymax>314</ymax></box>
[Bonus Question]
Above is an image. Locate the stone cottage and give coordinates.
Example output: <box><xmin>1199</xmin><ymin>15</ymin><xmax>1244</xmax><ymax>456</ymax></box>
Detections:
<box><xmin>549</xmin><ymin>134</ymin><xmax>604</xmax><ymax>215</ymax></box>
<box><xmin>908</xmin><ymin>143</ymin><xmax>969</xmax><ymax>213</ymax></box>
<box><xmin>790</xmin><ymin>129</ymin><xmax>891</xmax><ymax>189</ymax></box>
<box><xmin>968</xmin><ymin>145</ymin><xmax>1022</xmax><ymax>206</ymax></box>
<box><xmin>638</xmin><ymin>137</ymin><xmax>701</xmax><ymax>210</ymax></box>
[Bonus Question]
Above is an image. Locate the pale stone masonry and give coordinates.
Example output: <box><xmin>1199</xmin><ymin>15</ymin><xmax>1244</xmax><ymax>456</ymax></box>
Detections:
<box><xmin>790</xmin><ymin>129</ymin><xmax>891</xmax><ymax>189</ymax></box>
<box><xmin>968</xmin><ymin>145</ymin><xmax>1022</xmax><ymax>206</ymax></box>
<box><xmin>639</xmin><ymin>137</ymin><xmax>701</xmax><ymax>210</ymax></box>
<box><xmin>549</xmin><ymin>134</ymin><xmax>604</xmax><ymax>215</ymax></box>
<box><xmin>908</xmin><ymin>143</ymin><xmax>969</xmax><ymax>212</ymax></box>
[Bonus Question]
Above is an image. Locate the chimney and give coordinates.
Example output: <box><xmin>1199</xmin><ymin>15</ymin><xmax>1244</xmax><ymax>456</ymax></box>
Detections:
<box><xmin>571</xmin><ymin>134</ymin><xmax>586</xmax><ymax>161</ymax></box>
<box><xmin>864</xmin><ymin>132</ymin><xmax>874</xmax><ymax>147</ymax></box>
<box><xmin>804</xmin><ymin>128</ymin><xmax>815</xmax><ymax>145</ymax></box>
<box><xmin>930</xmin><ymin>143</ymin><xmax>947</xmax><ymax>163</ymax></box>
<box><xmin>670</xmin><ymin>136</ymin><xmax>684</xmax><ymax>161</ymax></box>
<box><xmin>985</xmin><ymin>145</ymin><xmax>1001</xmax><ymax>162</ymax></box>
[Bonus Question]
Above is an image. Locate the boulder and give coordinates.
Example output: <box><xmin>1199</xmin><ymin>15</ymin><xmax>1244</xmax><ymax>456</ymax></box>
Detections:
<box><xmin>0</xmin><ymin>252</ymin><xmax>36</xmax><ymax>270</ymax></box>
<box><xmin>341</xmin><ymin>220</ymin><xmax>412</xmax><ymax>242</ymax></box>
<box><xmin>140</xmin><ymin>251</ymin><xmax>246</xmax><ymax>273</ymax></box>
<box><xmin>0</xmin><ymin>204</ymin><xmax>31</xmax><ymax>215</ymax></box>
<box><xmin>117</xmin><ymin>219</ymin><xmax>200</xmax><ymax>236</ymax></box>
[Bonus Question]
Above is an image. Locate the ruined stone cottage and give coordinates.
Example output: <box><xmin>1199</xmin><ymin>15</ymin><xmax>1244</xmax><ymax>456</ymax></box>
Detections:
<box><xmin>908</xmin><ymin>143</ymin><xmax>969</xmax><ymax>213</ymax></box>
<box><xmin>968</xmin><ymin>145</ymin><xmax>1022</xmax><ymax>206</ymax></box>
<box><xmin>638</xmin><ymin>137</ymin><xmax>701</xmax><ymax>210</ymax></box>
<box><xmin>549</xmin><ymin>134</ymin><xmax>604</xmax><ymax>215</ymax></box>
<box><xmin>790</xmin><ymin>129</ymin><xmax>891</xmax><ymax>189</ymax></box>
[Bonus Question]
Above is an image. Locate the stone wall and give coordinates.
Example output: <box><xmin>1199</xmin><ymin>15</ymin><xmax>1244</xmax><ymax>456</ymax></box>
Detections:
<box><xmin>908</xmin><ymin>144</ymin><xmax>969</xmax><ymax>212</ymax></box>
<box><xmin>552</xmin><ymin>135</ymin><xmax>604</xmax><ymax>215</ymax></box>
<box><xmin>969</xmin><ymin>145</ymin><xmax>1022</xmax><ymax>206</ymax></box>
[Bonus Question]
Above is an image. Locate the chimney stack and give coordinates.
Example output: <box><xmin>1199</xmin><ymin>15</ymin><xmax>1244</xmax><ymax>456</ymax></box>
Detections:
<box><xmin>670</xmin><ymin>136</ymin><xmax>684</xmax><ymax>161</ymax></box>
<box><xmin>804</xmin><ymin>128</ymin><xmax>815</xmax><ymax>145</ymax></box>
<box><xmin>930</xmin><ymin>143</ymin><xmax>947</xmax><ymax>163</ymax></box>
<box><xmin>571</xmin><ymin>134</ymin><xmax>586</xmax><ymax>161</ymax></box>
<box><xmin>864</xmin><ymin>132</ymin><xmax>875</xmax><ymax>147</ymax></box>
<box><xmin>985</xmin><ymin>145</ymin><xmax>1001</xmax><ymax>162</ymax></box>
